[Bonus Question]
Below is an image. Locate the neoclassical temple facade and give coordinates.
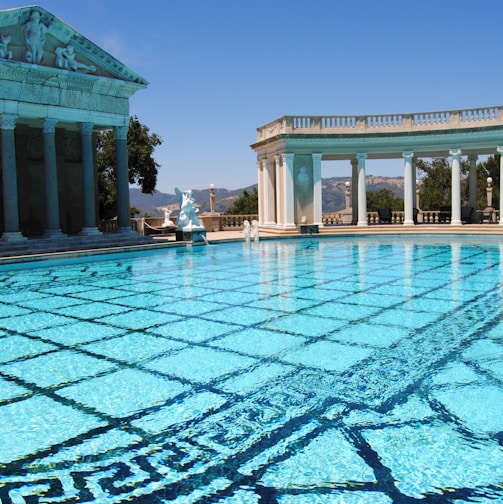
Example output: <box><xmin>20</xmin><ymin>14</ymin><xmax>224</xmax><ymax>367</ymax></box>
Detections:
<box><xmin>0</xmin><ymin>6</ymin><xmax>147</xmax><ymax>241</ymax></box>
<box><xmin>251</xmin><ymin>108</ymin><xmax>503</xmax><ymax>232</ymax></box>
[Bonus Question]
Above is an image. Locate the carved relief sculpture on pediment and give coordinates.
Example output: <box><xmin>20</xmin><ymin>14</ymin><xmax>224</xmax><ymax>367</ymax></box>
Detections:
<box><xmin>55</xmin><ymin>44</ymin><xmax>96</xmax><ymax>74</ymax></box>
<box><xmin>0</xmin><ymin>33</ymin><xmax>12</xmax><ymax>59</ymax></box>
<box><xmin>0</xmin><ymin>6</ymin><xmax>148</xmax><ymax>87</ymax></box>
<box><xmin>23</xmin><ymin>10</ymin><xmax>48</xmax><ymax>64</ymax></box>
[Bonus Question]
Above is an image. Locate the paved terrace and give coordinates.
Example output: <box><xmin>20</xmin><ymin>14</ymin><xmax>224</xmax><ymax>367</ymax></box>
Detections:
<box><xmin>1</xmin><ymin>224</ymin><xmax>503</xmax><ymax>264</ymax></box>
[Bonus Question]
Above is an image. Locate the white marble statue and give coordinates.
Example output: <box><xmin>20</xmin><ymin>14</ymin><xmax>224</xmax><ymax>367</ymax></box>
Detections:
<box><xmin>55</xmin><ymin>45</ymin><xmax>97</xmax><ymax>73</ymax></box>
<box><xmin>0</xmin><ymin>34</ymin><xmax>12</xmax><ymax>60</ymax></box>
<box><xmin>175</xmin><ymin>187</ymin><xmax>203</xmax><ymax>229</ymax></box>
<box><xmin>23</xmin><ymin>11</ymin><xmax>47</xmax><ymax>64</ymax></box>
<box><xmin>162</xmin><ymin>207</ymin><xmax>174</xmax><ymax>227</ymax></box>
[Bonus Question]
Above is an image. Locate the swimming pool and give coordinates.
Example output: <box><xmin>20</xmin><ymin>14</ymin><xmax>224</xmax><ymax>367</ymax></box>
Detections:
<box><xmin>1</xmin><ymin>236</ymin><xmax>503</xmax><ymax>503</ymax></box>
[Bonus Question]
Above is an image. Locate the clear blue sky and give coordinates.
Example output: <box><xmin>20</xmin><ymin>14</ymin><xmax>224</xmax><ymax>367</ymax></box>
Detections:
<box><xmin>2</xmin><ymin>0</ymin><xmax>502</xmax><ymax>193</ymax></box>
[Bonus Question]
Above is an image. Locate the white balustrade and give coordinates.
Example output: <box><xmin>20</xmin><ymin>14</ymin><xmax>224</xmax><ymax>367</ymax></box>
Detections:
<box><xmin>256</xmin><ymin>106</ymin><xmax>503</xmax><ymax>142</ymax></box>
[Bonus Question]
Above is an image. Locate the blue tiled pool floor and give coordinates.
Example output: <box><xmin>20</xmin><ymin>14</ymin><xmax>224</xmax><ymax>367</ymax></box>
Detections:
<box><xmin>1</xmin><ymin>237</ymin><xmax>503</xmax><ymax>503</ymax></box>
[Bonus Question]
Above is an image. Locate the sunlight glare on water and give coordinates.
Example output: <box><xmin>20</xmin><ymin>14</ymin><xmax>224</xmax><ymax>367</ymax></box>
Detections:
<box><xmin>0</xmin><ymin>236</ymin><xmax>503</xmax><ymax>503</ymax></box>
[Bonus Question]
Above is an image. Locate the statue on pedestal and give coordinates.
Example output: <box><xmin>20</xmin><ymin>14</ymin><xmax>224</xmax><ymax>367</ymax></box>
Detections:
<box><xmin>175</xmin><ymin>188</ymin><xmax>203</xmax><ymax>229</ymax></box>
<box><xmin>161</xmin><ymin>207</ymin><xmax>174</xmax><ymax>228</ymax></box>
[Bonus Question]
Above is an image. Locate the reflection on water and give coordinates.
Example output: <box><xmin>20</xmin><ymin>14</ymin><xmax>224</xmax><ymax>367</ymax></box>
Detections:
<box><xmin>0</xmin><ymin>236</ymin><xmax>503</xmax><ymax>502</ymax></box>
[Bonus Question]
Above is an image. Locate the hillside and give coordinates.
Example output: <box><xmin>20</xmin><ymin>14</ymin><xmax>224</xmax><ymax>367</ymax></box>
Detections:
<box><xmin>130</xmin><ymin>177</ymin><xmax>404</xmax><ymax>216</ymax></box>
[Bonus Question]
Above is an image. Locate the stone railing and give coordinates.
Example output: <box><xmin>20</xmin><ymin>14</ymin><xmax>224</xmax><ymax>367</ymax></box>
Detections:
<box><xmin>99</xmin><ymin>219</ymin><xmax>118</xmax><ymax>233</ymax></box>
<box><xmin>101</xmin><ymin>210</ymin><xmax>498</xmax><ymax>236</ymax></box>
<box><xmin>367</xmin><ymin>211</ymin><xmax>405</xmax><ymax>224</ymax></box>
<box><xmin>256</xmin><ymin>106</ymin><xmax>503</xmax><ymax>142</ymax></box>
<box><xmin>219</xmin><ymin>214</ymin><xmax>259</xmax><ymax>230</ymax></box>
<box><xmin>100</xmin><ymin>218</ymin><xmax>165</xmax><ymax>234</ymax></box>
<box><xmin>420</xmin><ymin>211</ymin><xmax>442</xmax><ymax>224</ymax></box>
<box><xmin>321</xmin><ymin>212</ymin><xmax>346</xmax><ymax>225</ymax></box>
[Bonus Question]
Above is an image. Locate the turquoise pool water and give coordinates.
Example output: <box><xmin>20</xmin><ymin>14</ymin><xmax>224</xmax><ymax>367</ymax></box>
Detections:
<box><xmin>1</xmin><ymin>236</ymin><xmax>503</xmax><ymax>503</ymax></box>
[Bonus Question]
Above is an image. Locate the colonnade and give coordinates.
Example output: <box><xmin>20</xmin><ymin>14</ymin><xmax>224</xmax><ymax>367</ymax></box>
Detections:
<box><xmin>0</xmin><ymin>114</ymin><xmax>132</xmax><ymax>241</ymax></box>
<box><xmin>252</xmin><ymin>108</ymin><xmax>503</xmax><ymax>232</ymax></box>
<box><xmin>256</xmin><ymin>148</ymin><xmax>503</xmax><ymax>230</ymax></box>
<box><xmin>354</xmin><ymin>149</ymin><xmax>503</xmax><ymax>227</ymax></box>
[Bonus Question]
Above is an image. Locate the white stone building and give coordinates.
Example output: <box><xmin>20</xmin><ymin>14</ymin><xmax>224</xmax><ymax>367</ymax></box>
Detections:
<box><xmin>0</xmin><ymin>6</ymin><xmax>147</xmax><ymax>243</ymax></box>
<box><xmin>251</xmin><ymin>110</ymin><xmax>503</xmax><ymax>232</ymax></box>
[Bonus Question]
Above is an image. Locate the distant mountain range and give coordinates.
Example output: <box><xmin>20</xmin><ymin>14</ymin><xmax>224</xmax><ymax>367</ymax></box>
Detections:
<box><xmin>130</xmin><ymin>176</ymin><xmax>404</xmax><ymax>216</ymax></box>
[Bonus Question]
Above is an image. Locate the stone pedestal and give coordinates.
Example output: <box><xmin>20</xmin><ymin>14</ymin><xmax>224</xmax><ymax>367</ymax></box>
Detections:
<box><xmin>199</xmin><ymin>214</ymin><xmax>221</xmax><ymax>232</ymax></box>
<box><xmin>300</xmin><ymin>224</ymin><xmax>319</xmax><ymax>234</ymax></box>
<box><xmin>176</xmin><ymin>227</ymin><xmax>207</xmax><ymax>243</ymax></box>
<box><xmin>340</xmin><ymin>208</ymin><xmax>352</xmax><ymax>224</ymax></box>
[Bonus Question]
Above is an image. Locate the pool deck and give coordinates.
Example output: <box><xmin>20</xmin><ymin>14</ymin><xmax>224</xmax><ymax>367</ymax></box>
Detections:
<box><xmin>1</xmin><ymin>223</ymin><xmax>503</xmax><ymax>264</ymax></box>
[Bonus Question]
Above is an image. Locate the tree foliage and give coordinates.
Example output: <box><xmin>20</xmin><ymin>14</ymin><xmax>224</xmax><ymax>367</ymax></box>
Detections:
<box><xmin>417</xmin><ymin>156</ymin><xmax>498</xmax><ymax>211</ymax></box>
<box><xmin>416</xmin><ymin>158</ymin><xmax>453</xmax><ymax>210</ymax></box>
<box><xmin>225</xmin><ymin>188</ymin><xmax>258</xmax><ymax>214</ymax></box>
<box><xmin>96</xmin><ymin>116</ymin><xmax>162</xmax><ymax>219</ymax></box>
<box><xmin>366</xmin><ymin>188</ymin><xmax>403</xmax><ymax>211</ymax></box>
<box><xmin>477</xmin><ymin>155</ymin><xmax>500</xmax><ymax>209</ymax></box>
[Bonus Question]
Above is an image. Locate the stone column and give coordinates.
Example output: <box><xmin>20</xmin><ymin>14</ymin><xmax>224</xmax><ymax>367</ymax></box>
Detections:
<box><xmin>282</xmin><ymin>153</ymin><xmax>296</xmax><ymax>229</ymax></box>
<box><xmin>497</xmin><ymin>146</ymin><xmax>503</xmax><ymax>225</ymax></box>
<box><xmin>403</xmin><ymin>151</ymin><xmax>415</xmax><ymax>225</ymax></box>
<box><xmin>257</xmin><ymin>158</ymin><xmax>264</xmax><ymax>225</ymax></box>
<box><xmin>80</xmin><ymin>122</ymin><xmax>101</xmax><ymax>235</ymax></box>
<box><xmin>412</xmin><ymin>157</ymin><xmax>417</xmax><ymax>209</ymax></box>
<box><xmin>487</xmin><ymin>177</ymin><xmax>493</xmax><ymax>208</ymax></box>
<box><xmin>468</xmin><ymin>154</ymin><xmax>478</xmax><ymax>210</ymax></box>
<box><xmin>43</xmin><ymin>118</ymin><xmax>64</xmax><ymax>237</ymax></box>
<box><xmin>351</xmin><ymin>158</ymin><xmax>358</xmax><ymax>225</ymax></box>
<box><xmin>262</xmin><ymin>158</ymin><xmax>276</xmax><ymax>226</ymax></box>
<box><xmin>450</xmin><ymin>149</ymin><xmax>462</xmax><ymax>225</ymax></box>
<box><xmin>209</xmin><ymin>184</ymin><xmax>216</xmax><ymax>214</ymax></box>
<box><xmin>1</xmin><ymin>113</ymin><xmax>25</xmax><ymax>241</ymax></box>
<box><xmin>312</xmin><ymin>153</ymin><xmax>323</xmax><ymax>226</ymax></box>
<box><xmin>274</xmin><ymin>155</ymin><xmax>282</xmax><ymax>226</ymax></box>
<box><xmin>115</xmin><ymin>125</ymin><xmax>132</xmax><ymax>232</ymax></box>
<box><xmin>345</xmin><ymin>181</ymin><xmax>351</xmax><ymax>209</ymax></box>
<box><xmin>357</xmin><ymin>153</ymin><xmax>368</xmax><ymax>226</ymax></box>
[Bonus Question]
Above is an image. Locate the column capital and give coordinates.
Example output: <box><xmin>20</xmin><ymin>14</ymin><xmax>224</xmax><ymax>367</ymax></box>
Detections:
<box><xmin>281</xmin><ymin>153</ymin><xmax>295</xmax><ymax>163</ymax></box>
<box><xmin>402</xmin><ymin>150</ymin><xmax>414</xmax><ymax>160</ymax></box>
<box><xmin>79</xmin><ymin>122</ymin><xmax>94</xmax><ymax>136</ymax></box>
<box><xmin>468</xmin><ymin>153</ymin><xmax>478</xmax><ymax>162</ymax></box>
<box><xmin>43</xmin><ymin>118</ymin><xmax>58</xmax><ymax>134</ymax></box>
<box><xmin>312</xmin><ymin>153</ymin><xmax>322</xmax><ymax>162</ymax></box>
<box><xmin>0</xmin><ymin>113</ymin><xmax>17</xmax><ymax>130</ymax></box>
<box><xmin>115</xmin><ymin>125</ymin><xmax>129</xmax><ymax>141</ymax></box>
<box><xmin>449</xmin><ymin>148</ymin><xmax>462</xmax><ymax>158</ymax></box>
<box><xmin>357</xmin><ymin>152</ymin><xmax>367</xmax><ymax>161</ymax></box>
<box><xmin>261</xmin><ymin>157</ymin><xmax>271</xmax><ymax>169</ymax></box>
<box><xmin>497</xmin><ymin>146</ymin><xmax>503</xmax><ymax>155</ymax></box>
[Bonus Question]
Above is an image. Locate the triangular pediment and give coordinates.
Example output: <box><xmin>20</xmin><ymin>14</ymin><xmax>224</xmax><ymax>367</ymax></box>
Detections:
<box><xmin>0</xmin><ymin>5</ymin><xmax>148</xmax><ymax>85</ymax></box>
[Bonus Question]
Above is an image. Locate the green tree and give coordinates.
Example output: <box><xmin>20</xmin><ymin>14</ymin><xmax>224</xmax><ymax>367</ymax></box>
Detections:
<box><xmin>416</xmin><ymin>157</ymin><xmax>471</xmax><ymax>210</ymax></box>
<box><xmin>97</xmin><ymin>116</ymin><xmax>162</xmax><ymax>219</ymax></box>
<box><xmin>366</xmin><ymin>188</ymin><xmax>403</xmax><ymax>211</ymax></box>
<box><xmin>477</xmin><ymin>155</ymin><xmax>500</xmax><ymax>209</ymax></box>
<box><xmin>226</xmin><ymin>188</ymin><xmax>258</xmax><ymax>214</ymax></box>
